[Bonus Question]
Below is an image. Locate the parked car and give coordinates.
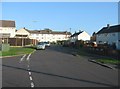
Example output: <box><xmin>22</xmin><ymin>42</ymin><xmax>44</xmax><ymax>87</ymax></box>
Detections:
<box><xmin>44</xmin><ymin>42</ymin><xmax>50</xmax><ymax>47</ymax></box>
<box><xmin>36</xmin><ymin>42</ymin><xmax>45</xmax><ymax>50</ymax></box>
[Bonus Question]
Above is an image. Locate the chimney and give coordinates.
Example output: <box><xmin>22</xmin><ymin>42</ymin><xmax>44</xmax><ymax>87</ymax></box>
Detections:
<box><xmin>107</xmin><ymin>24</ymin><xmax>110</xmax><ymax>28</ymax></box>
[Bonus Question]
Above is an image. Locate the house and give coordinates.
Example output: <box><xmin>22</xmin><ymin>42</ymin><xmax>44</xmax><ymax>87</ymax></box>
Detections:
<box><xmin>0</xmin><ymin>20</ymin><xmax>16</xmax><ymax>44</ymax></box>
<box><xmin>70</xmin><ymin>31</ymin><xmax>90</xmax><ymax>43</ymax></box>
<box><xmin>0</xmin><ymin>20</ymin><xmax>16</xmax><ymax>38</ymax></box>
<box><xmin>38</xmin><ymin>29</ymin><xmax>71</xmax><ymax>43</ymax></box>
<box><xmin>96</xmin><ymin>24</ymin><xmax>120</xmax><ymax>50</ymax></box>
<box><xmin>16</xmin><ymin>28</ymin><xmax>71</xmax><ymax>43</ymax></box>
<box><xmin>90</xmin><ymin>32</ymin><xmax>96</xmax><ymax>42</ymax></box>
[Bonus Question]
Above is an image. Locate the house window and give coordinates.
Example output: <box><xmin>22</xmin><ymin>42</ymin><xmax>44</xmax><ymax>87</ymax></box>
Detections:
<box><xmin>36</xmin><ymin>37</ymin><xmax>39</xmax><ymax>39</ymax></box>
<box><xmin>104</xmin><ymin>33</ymin><xmax>108</xmax><ymax>36</ymax></box>
<box><xmin>99</xmin><ymin>41</ymin><xmax>102</xmax><ymax>43</ymax></box>
<box><xmin>98</xmin><ymin>34</ymin><xmax>100</xmax><ymax>37</ymax></box>
<box><xmin>112</xmin><ymin>33</ymin><xmax>115</xmax><ymax>36</ymax></box>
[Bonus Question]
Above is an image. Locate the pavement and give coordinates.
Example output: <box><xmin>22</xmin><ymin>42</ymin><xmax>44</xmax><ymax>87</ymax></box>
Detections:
<box><xmin>2</xmin><ymin>45</ymin><xmax>119</xmax><ymax>87</ymax></box>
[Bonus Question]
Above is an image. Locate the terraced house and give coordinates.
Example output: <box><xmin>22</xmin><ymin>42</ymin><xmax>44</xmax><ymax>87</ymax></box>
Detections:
<box><xmin>16</xmin><ymin>28</ymin><xmax>71</xmax><ymax>43</ymax></box>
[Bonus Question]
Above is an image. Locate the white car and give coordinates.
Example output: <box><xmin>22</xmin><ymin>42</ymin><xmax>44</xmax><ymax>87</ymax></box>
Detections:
<box><xmin>44</xmin><ymin>42</ymin><xmax>50</xmax><ymax>47</ymax></box>
<box><xmin>36</xmin><ymin>42</ymin><xmax>45</xmax><ymax>50</ymax></box>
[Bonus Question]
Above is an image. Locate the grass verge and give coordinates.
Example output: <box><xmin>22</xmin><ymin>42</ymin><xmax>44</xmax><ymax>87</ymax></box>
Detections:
<box><xmin>96</xmin><ymin>58</ymin><xmax>120</xmax><ymax>65</ymax></box>
<box><xmin>0</xmin><ymin>47</ymin><xmax>35</xmax><ymax>57</ymax></box>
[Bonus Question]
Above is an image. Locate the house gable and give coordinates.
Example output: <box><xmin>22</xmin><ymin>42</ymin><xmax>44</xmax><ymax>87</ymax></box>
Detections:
<box><xmin>78</xmin><ymin>31</ymin><xmax>90</xmax><ymax>41</ymax></box>
<box><xmin>16</xmin><ymin>28</ymin><xmax>30</xmax><ymax>35</ymax></box>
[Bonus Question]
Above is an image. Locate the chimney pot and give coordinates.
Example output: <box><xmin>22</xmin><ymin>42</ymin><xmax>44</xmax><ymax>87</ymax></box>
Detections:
<box><xmin>107</xmin><ymin>24</ymin><xmax>110</xmax><ymax>28</ymax></box>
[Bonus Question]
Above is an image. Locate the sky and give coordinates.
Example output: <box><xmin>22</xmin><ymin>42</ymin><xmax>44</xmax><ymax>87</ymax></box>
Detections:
<box><xmin>2</xmin><ymin>2</ymin><xmax>118</xmax><ymax>35</ymax></box>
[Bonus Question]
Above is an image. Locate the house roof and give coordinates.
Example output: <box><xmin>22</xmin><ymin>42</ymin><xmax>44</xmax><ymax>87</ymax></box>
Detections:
<box><xmin>24</xmin><ymin>28</ymin><xmax>71</xmax><ymax>35</ymax></box>
<box><xmin>71</xmin><ymin>31</ymin><xmax>83</xmax><ymax>37</ymax></box>
<box><xmin>0</xmin><ymin>20</ymin><xmax>16</xmax><ymax>27</ymax></box>
<box><xmin>96</xmin><ymin>24</ymin><xmax>120</xmax><ymax>34</ymax></box>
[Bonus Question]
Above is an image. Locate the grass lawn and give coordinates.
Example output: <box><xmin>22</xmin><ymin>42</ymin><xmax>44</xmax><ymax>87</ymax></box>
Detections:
<box><xmin>0</xmin><ymin>47</ymin><xmax>35</xmax><ymax>57</ymax></box>
<box><xmin>96</xmin><ymin>58</ymin><xmax>120</xmax><ymax>65</ymax></box>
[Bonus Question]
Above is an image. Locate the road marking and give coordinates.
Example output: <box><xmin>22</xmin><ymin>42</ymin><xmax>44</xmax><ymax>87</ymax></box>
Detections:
<box><xmin>19</xmin><ymin>54</ymin><xmax>26</xmax><ymax>63</ymax></box>
<box><xmin>29</xmin><ymin>72</ymin><xmax>32</xmax><ymax>75</ymax></box>
<box><xmin>25</xmin><ymin>53</ymin><xmax>35</xmax><ymax>87</ymax></box>
<box><xmin>30</xmin><ymin>76</ymin><xmax>33</xmax><ymax>81</ymax></box>
<box><xmin>31</xmin><ymin>82</ymin><xmax>35</xmax><ymax>88</ymax></box>
<box><xmin>26</xmin><ymin>53</ymin><xmax>31</xmax><ymax>61</ymax></box>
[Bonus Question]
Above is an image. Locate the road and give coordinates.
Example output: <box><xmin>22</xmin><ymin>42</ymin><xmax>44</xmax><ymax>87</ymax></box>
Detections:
<box><xmin>2</xmin><ymin>45</ymin><xmax>119</xmax><ymax>87</ymax></box>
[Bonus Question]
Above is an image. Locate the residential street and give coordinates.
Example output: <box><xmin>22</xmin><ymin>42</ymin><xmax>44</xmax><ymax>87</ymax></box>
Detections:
<box><xmin>2</xmin><ymin>45</ymin><xmax>119</xmax><ymax>87</ymax></box>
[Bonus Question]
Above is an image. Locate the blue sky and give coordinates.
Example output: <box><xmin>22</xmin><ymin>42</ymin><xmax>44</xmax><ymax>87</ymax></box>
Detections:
<box><xmin>2</xmin><ymin>2</ymin><xmax>118</xmax><ymax>35</ymax></box>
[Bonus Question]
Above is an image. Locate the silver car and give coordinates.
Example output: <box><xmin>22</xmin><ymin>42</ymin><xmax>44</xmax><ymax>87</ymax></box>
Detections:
<box><xmin>36</xmin><ymin>42</ymin><xmax>45</xmax><ymax>50</ymax></box>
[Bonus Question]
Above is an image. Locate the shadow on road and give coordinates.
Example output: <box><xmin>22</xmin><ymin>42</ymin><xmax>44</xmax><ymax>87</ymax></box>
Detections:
<box><xmin>2</xmin><ymin>64</ymin><xmax>118</xmax><ymax>87</ymax></box>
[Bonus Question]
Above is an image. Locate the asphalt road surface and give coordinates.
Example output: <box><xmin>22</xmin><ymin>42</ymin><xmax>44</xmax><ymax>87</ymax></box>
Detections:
<box><xmin>2</xmin><ymin>45</ymin><xmax>119</xmax><ymax>87</ymax></box>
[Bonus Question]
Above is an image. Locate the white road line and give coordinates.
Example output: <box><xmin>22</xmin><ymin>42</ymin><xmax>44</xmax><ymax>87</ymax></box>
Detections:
<box><xmin>31</xmin><ymin>82</ymin><xmax>35</xmax><ymax>88</ymax></box>
<box><xmin>30</xmin><ymin>76</ymin><xmax>33</xmax><ymax>81</ymax></box>
<box><xmin>29</xmin><ymin>72</ymin><xmax>32</xmax><ymax>75</ymax></box>
<box><xmin>26</xmin><ymin>53</ymin><xmax>31</xmax><ymax>61</ymax></box>
<box><xmin>25</xmin><ymin>53</ymin><xmax>35</xmax><ymax>87</ymax></box>
<box><xmin>19</xmin><ymin>54</ymin><xmax>26</xmax><ymax>63</ymax></box>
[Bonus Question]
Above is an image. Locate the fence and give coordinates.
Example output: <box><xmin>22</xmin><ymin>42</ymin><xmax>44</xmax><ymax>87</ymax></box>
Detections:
<box><xmin>8</xmin><ymin>38</ymin><xmax>38</xmax><ymax>46</ymax></box>
<box><xmin>81</xmin><ymin>47</ymin><xmax>120</xmax><ymax>59</ymax></box>
<box><xmin>68</xmin><ymin>40</ymin><xmax>120</xmax><ymax>59</ymax></box>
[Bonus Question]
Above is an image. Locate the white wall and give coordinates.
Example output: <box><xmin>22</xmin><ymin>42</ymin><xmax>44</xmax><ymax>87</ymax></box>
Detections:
<box><xmin>16</xmin><ymin>28</ymin><xmax>71</xmax><ymax>43</ymax></box>
<box><xmin>0</xmin><ymin>27</ymin><xmax>16</xmax><ymax>38</ymax></box>
<box><xmin>39</xmin><ymin>34</ymin><xmax>70</xmax><ymax>42</ymax></box>
<box><xmin>96</xmin><ymin>32</ymin><xmax>120</xmax><ymax>50</ymax></box>
<box><xmin>70</xmin><ymin>31</ymin><xmax>90</xmax><ymax>43</ymax></box>
<box><xmin>29</xmin><ymin>33</ymin><xmax>70</xmax><ymax>42</ymax></box>
<box><xmin>78</xmin><ymin>31</ymin><xmax>90</xmax><ymax>41</ymax></box>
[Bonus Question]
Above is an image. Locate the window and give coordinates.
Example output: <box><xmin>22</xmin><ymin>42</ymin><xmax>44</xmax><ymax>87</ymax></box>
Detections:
<box><xmin>98</xmin><ymin>34</ymin><xmax>100</xmax><ymax>37</ymax></box>
<box><xmin>112</xmin><ymin>33</ymin><xmax>115</xmax><ymax>36</ymax></box>
<box><xmin>99</xmin><ymin>41</ymin><xmax>102</xmax><ymax>43</ymax></box>
<box><xmin>104</xmin><ymin>33</ymin><xmax>108</xmax><ymax>36</ymax></box>
<box><xmin>36</xmin><ymin>37</ymin><xmax>39</xmax><ymax>39</ymax></box>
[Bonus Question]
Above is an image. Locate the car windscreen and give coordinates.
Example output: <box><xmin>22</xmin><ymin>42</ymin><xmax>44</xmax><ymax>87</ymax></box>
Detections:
<box><xmin>38</xmin><ymin>42</ymin><xmax>44</xmax><ymax>45</ymax></box>
<box><xmin>44</xmin><ymin>42</ymin><xmax>49</xmax><ymax>44</ymax></box>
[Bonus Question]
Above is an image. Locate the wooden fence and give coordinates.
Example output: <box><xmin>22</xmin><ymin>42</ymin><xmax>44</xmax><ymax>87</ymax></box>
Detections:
<box><xmin>68</xmin><ymin>40</ymin><xmax>120</xmax><ymax>59</ymax></box>
<box><xmin>83</xmin><ymin>47</ymin><xmax>120</xmax><ymax>59</ymax></box>
<box><xmin>8</xmin><ymin>38</ymin><xmax>38</xmax><ymax>46</ymax></box>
